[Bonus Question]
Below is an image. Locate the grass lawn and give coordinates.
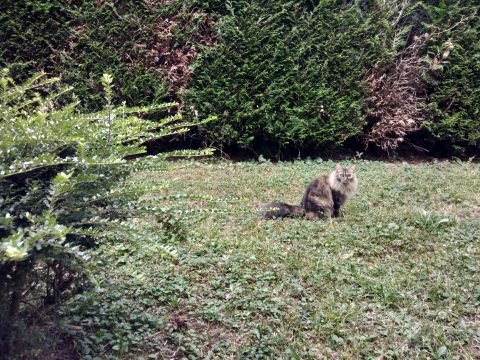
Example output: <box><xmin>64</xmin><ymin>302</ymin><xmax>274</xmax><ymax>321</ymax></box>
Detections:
<box><xmin>63</xmin><ymin>159</ymin><xmax>479</xmax><ymax>359</ymax></box>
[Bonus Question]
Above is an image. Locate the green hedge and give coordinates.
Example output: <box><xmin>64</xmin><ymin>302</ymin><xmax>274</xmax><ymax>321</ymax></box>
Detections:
<box><xmin>1</xmin><ymin>0</ymin><xmax>479</xmax><ymax>155</ymax></box>
<box><xmin>0</xmin><ymin>0</ymin><xmax>200</xmax><ymax>111</ymax></box>
<box><xmin>423</xmin><ymin>2</ymin><xmax>480</xmax><ymax>151</ymax></box>
<box><xmin>186</xmin><ymin>1</ymin><xmax>391</xmax><ymax>153</ymax></box>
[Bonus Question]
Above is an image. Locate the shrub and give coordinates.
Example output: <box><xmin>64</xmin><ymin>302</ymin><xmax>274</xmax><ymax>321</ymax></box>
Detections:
<box><xmin>364</xmin><ymin>1</ymin><xmax>480</xmax><ymax>153</ymax></box>
<box><xmin>187</xmin><ymin>1</ymin><xmax>480</xmax><ymax>155</ymax></box>
<box><xmin>0</xmin><ymin>0</ymin><xmax>215</xmax><ymax>111</ymax></box>
<box><xmin>422</xmin><ymin>2</ymin><xmax>480</xmax><ymax>152</ymax></box>
<box><xmin>0</xmin><ymin>69</ymin><xmax>213</xmax><ymax>356</ymax></box>
<box><xmin>1</xmin><ymin>0</ymin><xmax>478</xmax><ymax>156</ymax></box>
<box><xmin>185</xmin><ymin>0</ymin><xmax>390</xmax><ymax>156</ymax></box>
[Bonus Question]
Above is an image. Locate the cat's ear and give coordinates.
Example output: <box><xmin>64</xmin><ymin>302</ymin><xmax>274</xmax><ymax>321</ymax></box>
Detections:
<box><xmin>350</xmin><ymin>164</ymin><xmax>356</xmax><ymax>172</ymax></box>
<box><xmin>335</xmin><ymin>163</ymin><xmax>342</xmax><ymax>171</ymax></box>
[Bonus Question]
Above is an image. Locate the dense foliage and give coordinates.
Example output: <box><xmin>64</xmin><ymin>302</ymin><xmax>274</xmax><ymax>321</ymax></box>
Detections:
<box><xmin>187</xmin><ymin>0</ymin><xmax>480</xmax><ymax>155</ymax></box>
<box><xmin>0</xmin><ymin>70</ymin><xmax>213</xmax><ymax>356</ymax></box>
<box><xmin>0</xmin><ymin>0</ymin><xmax>478</xmax><ymax>154</ymax></box>
<box><xmin>0</xmin><ymin>0</ymin><xmax>214</xmax><ymax>111</ymax></box>
<box><xmin>186</xmin><ymin>1</ymin><xmax>390</xmax><ymax>154</ymax></box>
<box><xmin>423</xmin><ymin>2</ymin><xmax>480</xmax><ymax>150</ymax></box>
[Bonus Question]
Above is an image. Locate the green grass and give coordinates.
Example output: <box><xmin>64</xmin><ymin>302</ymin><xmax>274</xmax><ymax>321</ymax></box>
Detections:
<box><xmin>62</xmin><ymin>159</ymin><xmax>479</xmax><ymax>359</ymax></box>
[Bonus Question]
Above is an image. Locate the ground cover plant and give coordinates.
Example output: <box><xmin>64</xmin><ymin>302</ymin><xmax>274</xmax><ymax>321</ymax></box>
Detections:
<box><xmin>61</xmin><ymin>159</ymin><xmax>479</xmax><ymax>358</ymax></box>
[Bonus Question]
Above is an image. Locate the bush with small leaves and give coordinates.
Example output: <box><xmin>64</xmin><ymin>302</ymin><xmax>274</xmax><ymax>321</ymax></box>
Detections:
<box><xmin>0</xmin><ymin>69</ymin><xmax>214</xmax><ymax>356</ymax></box>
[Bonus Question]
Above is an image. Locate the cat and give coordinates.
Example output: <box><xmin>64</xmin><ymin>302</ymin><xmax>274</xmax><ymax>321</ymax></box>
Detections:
<box><xmin>301</xmin><ymin>164</ymin><xmax>357</xmax><ymax>220</ymax></box>
<box><xmin>258</xmin><ymin>201</ymin><xmax>305</xmax><ymax>219</ymax></box>
<box><xmin>258</xmin><ymin>164</ymin><xmax>357</xmax><ymax>220</ymax></box>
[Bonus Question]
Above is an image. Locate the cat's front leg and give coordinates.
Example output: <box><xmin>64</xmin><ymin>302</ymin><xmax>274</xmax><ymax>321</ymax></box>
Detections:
<box><xmin>333</xmin><ymin>208</ymin><xmax>343</xmax><ymax>218</ymax></box>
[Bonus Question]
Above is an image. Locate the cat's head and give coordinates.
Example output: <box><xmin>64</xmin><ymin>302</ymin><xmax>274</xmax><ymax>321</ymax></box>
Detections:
<box><xmin>334</xmin><ymin>164</ymin><xmax>356</xmax><ymax>185</ymax></box>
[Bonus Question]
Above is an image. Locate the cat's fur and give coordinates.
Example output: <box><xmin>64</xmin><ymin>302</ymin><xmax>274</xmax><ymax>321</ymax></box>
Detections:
<box><xmin>259</xmin><ymin>201</ymin><xmax>305</xmax><ymax>219</ymax></box>
<box><xmin>258</xmin><ymin>164</ymin><xmax>357</xmax><ymax>220</ymax></box>
<box><xmin>301</xmin><ymin>164</ymin><xmax>357</xmax><ymax>219</ymax></box>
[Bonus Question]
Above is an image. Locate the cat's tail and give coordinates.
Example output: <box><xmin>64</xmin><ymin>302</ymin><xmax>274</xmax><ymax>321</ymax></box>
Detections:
<box><xmin>258</xmin><ymin>201</ymin><xmax>305</xmax><ymax>219</ymax></box>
